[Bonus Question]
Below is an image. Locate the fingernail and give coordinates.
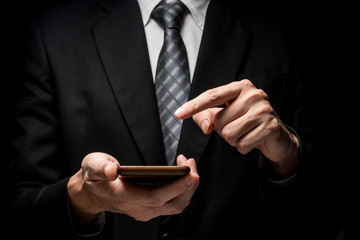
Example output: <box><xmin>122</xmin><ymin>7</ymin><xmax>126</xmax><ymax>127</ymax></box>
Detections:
<box><xmin>177</xmin><ymin>154</ymin><xmax>187</xmax><ymax>165</ymax></box>
<box><xmin>200</xmin><ymin>120</ymin><xmax>209</xmax><ymax>134</ymax></box>
<box><xmin>175</xmin><ymin>107</ymin><xmax>186</xmax><ymax>118</ymax></box>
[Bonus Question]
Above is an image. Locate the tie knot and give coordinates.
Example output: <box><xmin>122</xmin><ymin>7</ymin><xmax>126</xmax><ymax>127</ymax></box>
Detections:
<box><xmin>152</xmin><ymin>1</ymin><xmax>188</xmax><ymax>31</ymax></box>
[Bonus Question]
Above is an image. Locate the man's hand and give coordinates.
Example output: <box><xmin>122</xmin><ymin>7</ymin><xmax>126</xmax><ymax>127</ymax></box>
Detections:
<box><xmin>175</xmin><ymin>80</ymin><xmax>300</xmax><ymax>177</ymax></box>
<box><xmin>67</xmin><ymin>153</ymin><xmax>199</xmax><ymax>224</ymax></box>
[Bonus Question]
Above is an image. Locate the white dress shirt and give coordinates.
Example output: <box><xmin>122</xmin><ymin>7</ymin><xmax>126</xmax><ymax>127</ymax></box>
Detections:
<box><xmin>137</xmin><ymin>0</ymin><xmax>210</xmax><ymax>82</ymax></box>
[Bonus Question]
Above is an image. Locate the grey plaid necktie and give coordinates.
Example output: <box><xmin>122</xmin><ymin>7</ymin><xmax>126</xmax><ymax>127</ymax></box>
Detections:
<box><xmin>152</xmin><ymin>1</ymin><xmax>191</xmax><ymax>165</ymax></box>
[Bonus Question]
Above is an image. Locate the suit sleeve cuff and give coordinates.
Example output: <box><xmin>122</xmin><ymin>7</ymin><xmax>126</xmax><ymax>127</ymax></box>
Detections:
<box><xmin>66</xmin><ymin>183</ymin><xmax>105</xmax><ymax>237</ymax></box>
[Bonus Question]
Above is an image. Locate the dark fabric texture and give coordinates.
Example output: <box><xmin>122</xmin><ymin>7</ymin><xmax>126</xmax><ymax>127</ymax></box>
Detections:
<box><xmin>4</xmin><ymin>0</ymin><xmax>321</xmax><ymax>239</ymax></box>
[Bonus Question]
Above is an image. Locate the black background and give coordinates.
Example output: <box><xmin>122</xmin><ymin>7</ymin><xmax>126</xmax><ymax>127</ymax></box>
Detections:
<box><xmin>1</xmin><ymin>0</ymin><xmax>357</xmax><ymax>239</ymax></box>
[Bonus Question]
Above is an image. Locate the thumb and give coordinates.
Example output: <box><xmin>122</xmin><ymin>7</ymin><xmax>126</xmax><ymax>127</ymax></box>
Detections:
<box><xmin>104</xmin><ymin>161</ymin><xmax>120</xmax><ymax>181</ymax></box>
<box><xmin>192</xmin><ymin>107</ymin><xmax>222</xmax><ymax>135</ymax></box>
<box><xmin>82</xmin><ymin>152</ymin><xmax>120</xmax><ymax>181</ymax></box>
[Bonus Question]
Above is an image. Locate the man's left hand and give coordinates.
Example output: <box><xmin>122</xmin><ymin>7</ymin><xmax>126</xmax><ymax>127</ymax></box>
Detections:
<box><xmin>175</xmin><ymin>80</ymin><xmax>300</xmax><ymax>177</ymax></box>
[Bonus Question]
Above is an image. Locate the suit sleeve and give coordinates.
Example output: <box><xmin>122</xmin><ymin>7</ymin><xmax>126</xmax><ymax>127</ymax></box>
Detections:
<box><xmin>260</xmin><ymin>60</ymin><xmax>315</xmax><ymax>239</ymax></box>
<box><xmin>5</xmin><ymin>15</ymin><xmax>101</xmax><ymax>240</ymax></box>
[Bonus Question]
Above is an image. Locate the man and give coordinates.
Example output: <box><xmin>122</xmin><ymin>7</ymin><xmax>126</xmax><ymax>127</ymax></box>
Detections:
<box><xmin>5</xmin><ymin>0</ymin><xmax>312</xmax><ymax>239</ymax></box>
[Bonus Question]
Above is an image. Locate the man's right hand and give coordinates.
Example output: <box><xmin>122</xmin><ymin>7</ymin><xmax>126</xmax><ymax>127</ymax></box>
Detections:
<box><xmin>67</xmin><ymin>152</ymin><xmax>199</xmax><ymax>224</ymax></box>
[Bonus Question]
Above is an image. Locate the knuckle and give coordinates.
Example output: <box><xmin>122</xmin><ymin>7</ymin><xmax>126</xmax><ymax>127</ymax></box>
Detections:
<box><xmin>255</xmin><ymin>88</ymin><xmax>268</xmax><ymax>99</ymax></box>
<box><xmin>267</xmin><ymin>118</ymin><xmax>281</xmax><ymax>132</ymax></box>
<box><xmin>247</xmin><ymin>89</ymin><xmax>268</xmax><ymax>103</ymax></box>
<box><xmin>239</xmin><ymin>79</ymin><xmax>253</xmax><ymax>88</ymax></box>
<box><xmin>190</xmin><ymin>101</ymin><xmax>200</xmax><ymax>112</ymax></box>
<box><xmin>205</xmin><ymin>88</ymin><xmax>220</xmax><ymax>103</ymax></box>
<box><xmin>221</xmin><ymin>127</ymin><xmax>236</xmax><ymax>145</ymax></box>
<box><xmin>256</xmin><ymin>103</ymin><xmax>275</xmax><ymax>116</ymax></box>
<box><xmin>236</xmin><ymin>140</ymin><xmax>251</xmax><ymax>154</ymax></box>
<box><xmin>168</xmin><ymin>202</ymin><xmax>186</xmax><ymax>215</ymax></box>
<box><xmin>147</xmin><ymin>193</ymin><xmax>165</xmax><ymax>207</ymax></box>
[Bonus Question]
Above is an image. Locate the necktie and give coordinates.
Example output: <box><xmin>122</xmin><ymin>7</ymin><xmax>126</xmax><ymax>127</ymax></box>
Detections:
<box><xmin>152</xmin><ymin>1</ymin><xmax>191</xmax><ymax>165</ymax></box>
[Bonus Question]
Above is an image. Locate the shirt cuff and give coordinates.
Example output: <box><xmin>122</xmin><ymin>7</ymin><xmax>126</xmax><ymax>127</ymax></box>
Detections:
<box><xmin>66</xmin><ymin>184</ymin><xmax>105</xmax><ymax>237</ymax></box>
<box><xmin>73</xmin><ymin>211</ymin><xmax>106</xmax><ymax>237</ymax></box>
<box><xmin>258</xmin><ymin>153</ymin><xmax>297</xmax><ymax>186</ymax></box>
<box><xmin>265</xmin><ymin>172</ymin><xmax>297</xmax><ymax>186</ymax></box>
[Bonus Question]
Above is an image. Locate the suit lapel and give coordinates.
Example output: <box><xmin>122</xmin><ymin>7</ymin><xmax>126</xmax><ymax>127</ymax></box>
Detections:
<box><xmin>176</xmin><ymin>0</ymin><xmax>251</xmax><ymax>163</ymax></box>
<box><xmin>92</xmin><ymin>0</ymin><xmax>167</xmax><ymax>166</ymax></box>
<box><xmin>92</xmin><ymin>0</ymin><xmax>251</xmax><ymax>166</ymax></box>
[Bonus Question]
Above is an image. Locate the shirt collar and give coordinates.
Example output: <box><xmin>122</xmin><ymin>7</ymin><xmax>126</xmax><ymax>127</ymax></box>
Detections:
<box><xmin>137</xmin><ymin>0</ymin><xmax>210</xmax><ymax>30</ymax></box>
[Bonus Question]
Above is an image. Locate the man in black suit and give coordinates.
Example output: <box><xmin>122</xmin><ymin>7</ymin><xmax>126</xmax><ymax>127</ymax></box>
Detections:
<box><xmin>5</xmin><ymin>0</ymin><xmax>314</xmax><ymax>239</ymax></box>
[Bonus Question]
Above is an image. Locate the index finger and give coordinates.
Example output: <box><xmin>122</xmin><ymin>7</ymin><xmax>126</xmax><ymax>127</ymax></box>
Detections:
<box><xmin>175</xmin><ymin>81</ymin><xmax>242</xmax><ymax>119</ymax></box>
<box><xmin>136</xmin><ymin>156</ymin><xmax>199</xmax><ymax>207</ymax></box>
<box><xmin>133</xmin><ymin>172</ymin><xmax>199</xmax><ymax>207</ymax></box>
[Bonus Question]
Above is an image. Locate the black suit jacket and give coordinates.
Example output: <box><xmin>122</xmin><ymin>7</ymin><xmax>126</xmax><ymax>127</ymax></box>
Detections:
<box><xmin>6</xmin><ymin>0</ymin><xmax>312</xmax><ymax>239</ymax></box>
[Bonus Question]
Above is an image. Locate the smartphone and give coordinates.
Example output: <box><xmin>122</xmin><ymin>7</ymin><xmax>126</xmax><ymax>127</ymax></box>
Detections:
<box><xmin>118</xmin><ymin>165</ymin><xmax>190</xmax><ymax>181</ymax></box>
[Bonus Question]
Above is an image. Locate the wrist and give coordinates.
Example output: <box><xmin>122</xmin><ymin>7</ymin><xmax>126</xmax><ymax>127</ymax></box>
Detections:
<box><xmin>268</xmin><ymin>133</ymin><xmax>300</xmax><ymax>178</ymax></box>
<box><xmin>259</xmin><ymin>126</ymin><xmax>301</xmax><ymax>180</ymax></box>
